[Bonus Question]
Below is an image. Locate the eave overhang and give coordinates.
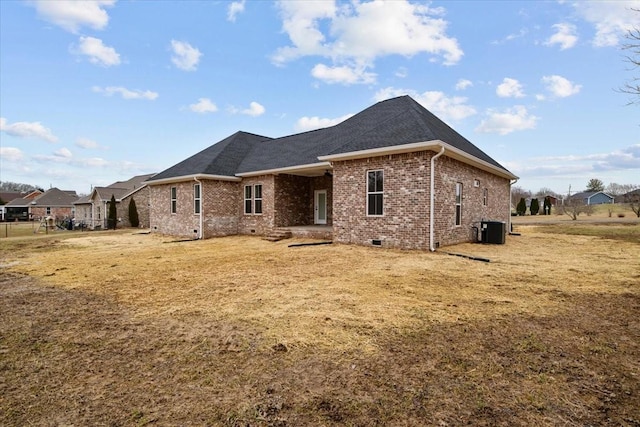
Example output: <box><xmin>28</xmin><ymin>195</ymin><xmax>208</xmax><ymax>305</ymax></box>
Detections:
<box><xmin>235</xmin><ymin>162</ymin><xmax>332</xmax><ymax>178</ymax></box>
<box><xmin>145</xmin><ymin>174</ymin><xmax>242</xmax><ymax>186</ymax></box>
<box><xmin>318</xmin><ymin>140</ymin><xmax>518</xmax><ymax>181</ymax></box>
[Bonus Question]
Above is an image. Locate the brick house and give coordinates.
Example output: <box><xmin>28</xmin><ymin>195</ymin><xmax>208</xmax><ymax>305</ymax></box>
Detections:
<box><xmin>5</xmin><ymin>188</ymin><xmax>77</xmax><ymax>222</ymax></box>
<box><xmin>147</xmin><ymin>96</ymin><xmax>517</xmax><ymax>250</ymax></box>
<box><xmin>74</xmin><ymin>173</ymin><xmax>156</xmax><ymax>229</ymax></box>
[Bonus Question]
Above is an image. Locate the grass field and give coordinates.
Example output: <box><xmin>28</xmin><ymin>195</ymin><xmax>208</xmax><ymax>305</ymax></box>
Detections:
<box><xmin>1</xmin><ymin>222</ymin><xmax>638</xmax><ymax>426</ymax></box>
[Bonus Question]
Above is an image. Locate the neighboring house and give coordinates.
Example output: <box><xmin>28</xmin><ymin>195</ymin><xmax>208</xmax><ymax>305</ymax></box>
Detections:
<box><xmin>570</xmin><ymin>191</ymin><xmax>614</xmax><ymax>205</ymax></box>
<box><xmin>5</xmin><ymin>188</ymin><xmax>77</xmax><ymax>221</ymax></box>
<box><xmin>0</xmin><ymin>191</ymin><xmax>23</xmax><ymax>221</ymax></box>
<box><xmin>617</xmin><ymin>189</ymin><xmax>640</xmax><ymax>203</ymax></box>
<box><xmin>3</xmin><ymin>190</ymin><xmax>43</xmax><ymax>221</ymax></box>
<box><xmin>74</xmin><ymin>173</ymin><xmax>156</xmax><ymax>229</ymax></box>
<box><xmin>147</xmin><ymin>96</ymin><xmax>517</xmax><ymax>250</ymax></box>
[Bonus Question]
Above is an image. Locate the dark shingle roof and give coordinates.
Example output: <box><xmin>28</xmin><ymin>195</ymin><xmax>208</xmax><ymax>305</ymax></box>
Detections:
<box><xmin>151</xmin><ymin>131</ymin><xmax>272</xmax><ymax>181</ymax></box>
<box><xmin>32</xmin><ymin>188</ymin><xmax>78</xmax><ymax>206</ymax></box>
<box><xmin>154</xmin><ymin>96</ymin><xmax>512</xmax><ymax>180</ymax></box>
<box><xmin>108</xmin><ymin>173</ymin><xmax>156</xmax><ymax>191</ymax></box>
<box><xmin>0</xmin><ymin>191</ymin><xmax>23</xmax><ymax>203</ymax></box>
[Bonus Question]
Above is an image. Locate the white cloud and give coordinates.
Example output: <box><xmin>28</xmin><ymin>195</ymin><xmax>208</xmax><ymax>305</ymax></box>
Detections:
<box><xmin>272</xmin><ymin>0</ymin><xmax>462</xmax><ymax>85</ymax></box>
<box><xmin>496</xmin><ymin>78</ymin><xmax>525</xmax><ymax>98</ymax></box>
<box><xmin>545</xmin><ymin>23</ymin><xmax>578</xmax><ymax>50</ymax></box>
<box><xmin>475</xmin><ymin>105</ymin><xmax>538</xmax><ymax>135</ymax></box>
<box><xmin>241</xmin><ymin>102</ymin><xmax>266</xmax><ymax>117</ymax></box>
<box><xmin>294</xmin><ymin>114</ymin><xmax>354</xmax><ymax>132</ymax></box>
<box><xmin>0</xmin><ymin>117</ymin><xmax>58</xmax><ymax>143</ymax></box>
<box><xmin>374</xmin><ymin>87</ymin><xmax>477</xmax><ymax>122</ymax></box>
<box><xmin>227</xmin><ymin>0</ymin><xmax>245</xmax><ymax>22</ymax></box>
<box><xmin>311</xmin><ymin>63</ymin><xmax>376</xmax><ymax>85</ymax></box>
<box><xmin>54</xmin><ymin>147</ymin><xmax>73</xmax><ymax>159</ymax></box>
<box><xmin>228</xmin><ymin>102</ymin><xmax>266</xmax><ymax>117</ymax></box>
<box><xmin>29</xmin><ymin>0</ymin><xmax>115</xmax><ymax>34</ymax></box>
<box><xmin>541</xmin><ymin>75</ymin><xmax>581</xmax><ymax>98</ymax></box>
<box><xmin>534</xmin><ymin>144</ymin><xmax>640</xmax><ymax>171</ymax></box>
<box><xmin>395</xmin><ymin>67</ymin><xmax>408</xmax><ymax>78</ymax></box>
<box><xmin>170</xmin><ymin>40</ymin><xmax>202</xmax><ymax>71</ymax></box>
<box><xmin>491</xmin><ymin>28</ymin><xmax>528</xmax><ymax>45</ymax></box>
<box><xmin>512</xmin><ymin>144</ymin><xmax>640</xmax><ymax>182</ymax></box>
<box><xmin>92</xmin><ymin>86</ymin><xmax>158</xmax><ymax>100</ymax></box>
<box><xmin>574</xmin><ymin>1</ymin><xmax>640</xmax><ymax>47</ymax></box>
<box><xmin>0</xmin><ymin>147</ymin><xmax>24</xmax><ymax>162</ymax></box>
<box><xmin>71</xmin><ymin>36</ymin><xmax>120</xmax><ymax>67</ymax></box>
<box><xmin>84</xmin><ymin>157</ymin><xmax>109</xmax><ymax>167</ymax></box>
<box><xmin>189</xmin><ymin>98</ymin><xmax>218</xmax><ymax>114</ymax></box>
<box><xmin>75</xmin><ymin>137</ymin><xmax>107</xmax><ymax>150</ymax></box>
<box><xmin>455</xmin><ymin>79</ymin><xmax>473</xmax><ymax>91</ymax></box>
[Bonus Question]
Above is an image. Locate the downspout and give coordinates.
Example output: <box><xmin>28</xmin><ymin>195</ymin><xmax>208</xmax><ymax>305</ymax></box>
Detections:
<box><xmin>509</xmin><ymin>178</ymin><xmax>518</xmax><ymax>233</ymax></box>
<box><xmin>194</xmin><ymin>177</ymin><xmax>203</xmax><ymax>239</ymax></box>
<box><xmin>429</xmin><ymin>145</ymin><xmax>446</xmax><ymax>252</ymax></box>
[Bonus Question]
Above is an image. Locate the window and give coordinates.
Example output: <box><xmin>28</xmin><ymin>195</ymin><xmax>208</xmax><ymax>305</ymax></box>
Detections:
<box><xmin>367</xmin><ymin>170</ymin><xmax>384</xmax><ymax>216</ymax></box>
<box><xmin>244</xmin><ymin>184</ymin><xmax>263</xmax><ymax>215</ymax></box>
<box><xmin>455</xmin><ymin>182</ymin><xmax>463</xmax><ymax>226</ymax></box>
<box><xmin>170</xmin><ymin>186</ymin><xmax>177</xmax><ymax>214</ymax></box>
<box><xmin>194</xmin><ymin>184</ymin><xmax>201</xmax><ymax>214</ymax></box>
<box><xmin>46</xmin><ymin>207</ymin><xmax>51</xmax><ymax>215</ymax></box>
<box><xmin>254</xmin><ymin>185</ymin><xmax>262</xmax><ymax>214</ymax></box>
<box><xmin>244</xmin><ymin>185</ymin><xmax>252</xmax><ymax>214</ymax></box>
<box><xmin>483</xmin><ymin>188</ymin><xmax>488</xmax><ymax>207</ymax></box>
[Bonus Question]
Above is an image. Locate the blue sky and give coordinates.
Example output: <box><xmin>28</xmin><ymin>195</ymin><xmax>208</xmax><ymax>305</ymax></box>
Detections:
<box><xmin>1</xmin><ymin>0</ymin><xmax>639</xmax><ymax>196</ymax></box>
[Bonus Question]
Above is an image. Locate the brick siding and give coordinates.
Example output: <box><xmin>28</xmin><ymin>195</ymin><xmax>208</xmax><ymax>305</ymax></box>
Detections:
<box><xmin>238</xmin><ymin>175</ymin><xmax>274</xmax><ymax>235</ymax></box>
<box><xmin>271</xmin><ymin>174</ymin><xmax>333</xmax><ymax>227</ymax></box>
<box><xmin>149</xmin><ymin>152</ymin><xmax>509</xmax><ymax>249</ymax></box>
<box><xmin>332</xmin><ymin>151</ymin><xmax>510</xmax><ymax>250</ymax></box>
<box><xmin>30</xmin><ymin>206</ymin><xmax>74</xmax><ymax>221</ymax></box>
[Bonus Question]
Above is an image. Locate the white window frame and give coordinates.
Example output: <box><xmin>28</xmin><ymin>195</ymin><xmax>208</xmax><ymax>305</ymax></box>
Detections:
<box><xmin>455</xmin><ymin>182</ymin><xmax>463</xmax><ymax>226</ymax></box>
<box><xmin>483</xmin><ymin>188</ymin><xmax>488</xmax><ymax>207</ymax></box>
<box><xmin>367</xmin><ymin>170</ymin><xmax>384</xmax><ymax>216</ymax></box>
<box><xmin>194</xmin><ymin>183</ymin><xmax>201</xmax><ymax>214</ymax></box>
<box><xmin>170</xmin><ymin>186</ymin><xmax>177</xmax><ymax>214</ymax></box>
<box><xmin>46</xmin><ymin>207</ymin><xmax>51</xmax><ymax>215</ymax></box>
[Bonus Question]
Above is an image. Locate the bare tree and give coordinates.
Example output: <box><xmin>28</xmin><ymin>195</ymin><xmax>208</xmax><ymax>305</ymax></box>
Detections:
<box><xmin>606</xmin><ymin>183</ymin><xmax>638</xmax><ymax>199</ymax></box>
<box><xmin>0</xmin><ymin>181</ymin><xmax>42</xmax><ymax>193</ymax></box>
<box><xmin>511</xmin><ymin>186</ymin><xmax>531</xmax><ymax>208</ymax></box>
<box><xmin>560</xmin><ymin>196</ymin><xmax>590</xmax><ymax>220</ymax></box>
<box><xmin>623</xmin><ymin>191</ymin><xmax>640</xmax><ymax>217</ymax></box>
<box><xmin>535</xmin><ymin>187</ymin><xmax>558</xmax><ymax>198</ymax></box>
<box><xmin>620</xmin><ymin>9</ymin><xmax>640</xmax><ymax>105</ymax></box>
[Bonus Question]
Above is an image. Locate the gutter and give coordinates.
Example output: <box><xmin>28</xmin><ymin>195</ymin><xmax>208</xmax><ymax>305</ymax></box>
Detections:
<box><xmin>429</xmin><ymin>145</ymin><xmax>446</xmax><ymax>252</ymax></box>
<box><xmin>146</xmin><ymin>174</ymin><xmax>241</xmax><ymax>186</ymax></box>
<box><xmin>194</xmin><ymin>177</ymin><xmax>203</xmax><ymax>239</ymax></box>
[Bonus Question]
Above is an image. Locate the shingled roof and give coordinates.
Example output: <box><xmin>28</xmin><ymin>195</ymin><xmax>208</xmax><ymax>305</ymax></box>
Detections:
<box><xmin>76</xmin><ymin>173</ymin><xmax>158</xmax><ymax>204</ymax></box>
<box><xmin>150</xmin><ymin>96</ymin><xmax>515</xmax><ymax>182</ymax></box>
<box><xmin>150</xmin><ymin>131</ymin><xmax>272</xmax><ymax>182</ymax></box>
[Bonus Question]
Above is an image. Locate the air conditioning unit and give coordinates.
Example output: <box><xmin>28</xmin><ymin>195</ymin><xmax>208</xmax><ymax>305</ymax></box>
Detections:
<box><xmin>480</xmin><ymin>221</ymin><xmax>506</xmax><ymax>244</ymax></box>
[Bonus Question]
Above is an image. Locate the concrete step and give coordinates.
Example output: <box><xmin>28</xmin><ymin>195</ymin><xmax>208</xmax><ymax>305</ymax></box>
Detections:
<box><xmin>263</xmin><ymin>229</ymin><xmax>292</xmax><ymax>242</ymax></box>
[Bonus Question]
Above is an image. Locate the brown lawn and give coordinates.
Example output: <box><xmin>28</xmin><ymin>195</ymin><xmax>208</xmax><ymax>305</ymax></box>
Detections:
<box><xmin>1</xmin><ymin>224</ymin><xmax>639</xmax><ymax>426</ymax></box>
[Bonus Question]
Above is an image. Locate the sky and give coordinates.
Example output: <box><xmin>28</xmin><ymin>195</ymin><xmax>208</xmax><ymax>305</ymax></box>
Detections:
<box><xmin>1</xmin><ymin>0</ymin><xmax>639</xmax><ymax>196</ymax></box>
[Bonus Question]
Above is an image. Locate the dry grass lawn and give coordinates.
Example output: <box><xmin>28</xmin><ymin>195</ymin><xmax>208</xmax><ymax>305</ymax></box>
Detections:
<box><xmin>1</xmin><ymin>223</ymin><xmax>639</xmax><ymax>426</ymax></box>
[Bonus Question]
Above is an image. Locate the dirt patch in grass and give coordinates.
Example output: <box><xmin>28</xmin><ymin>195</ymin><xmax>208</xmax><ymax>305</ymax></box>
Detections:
<box><xmin>1</xmin><ymin>227</ymin><xmax>639</xmax><ymax>426</ymax></box>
